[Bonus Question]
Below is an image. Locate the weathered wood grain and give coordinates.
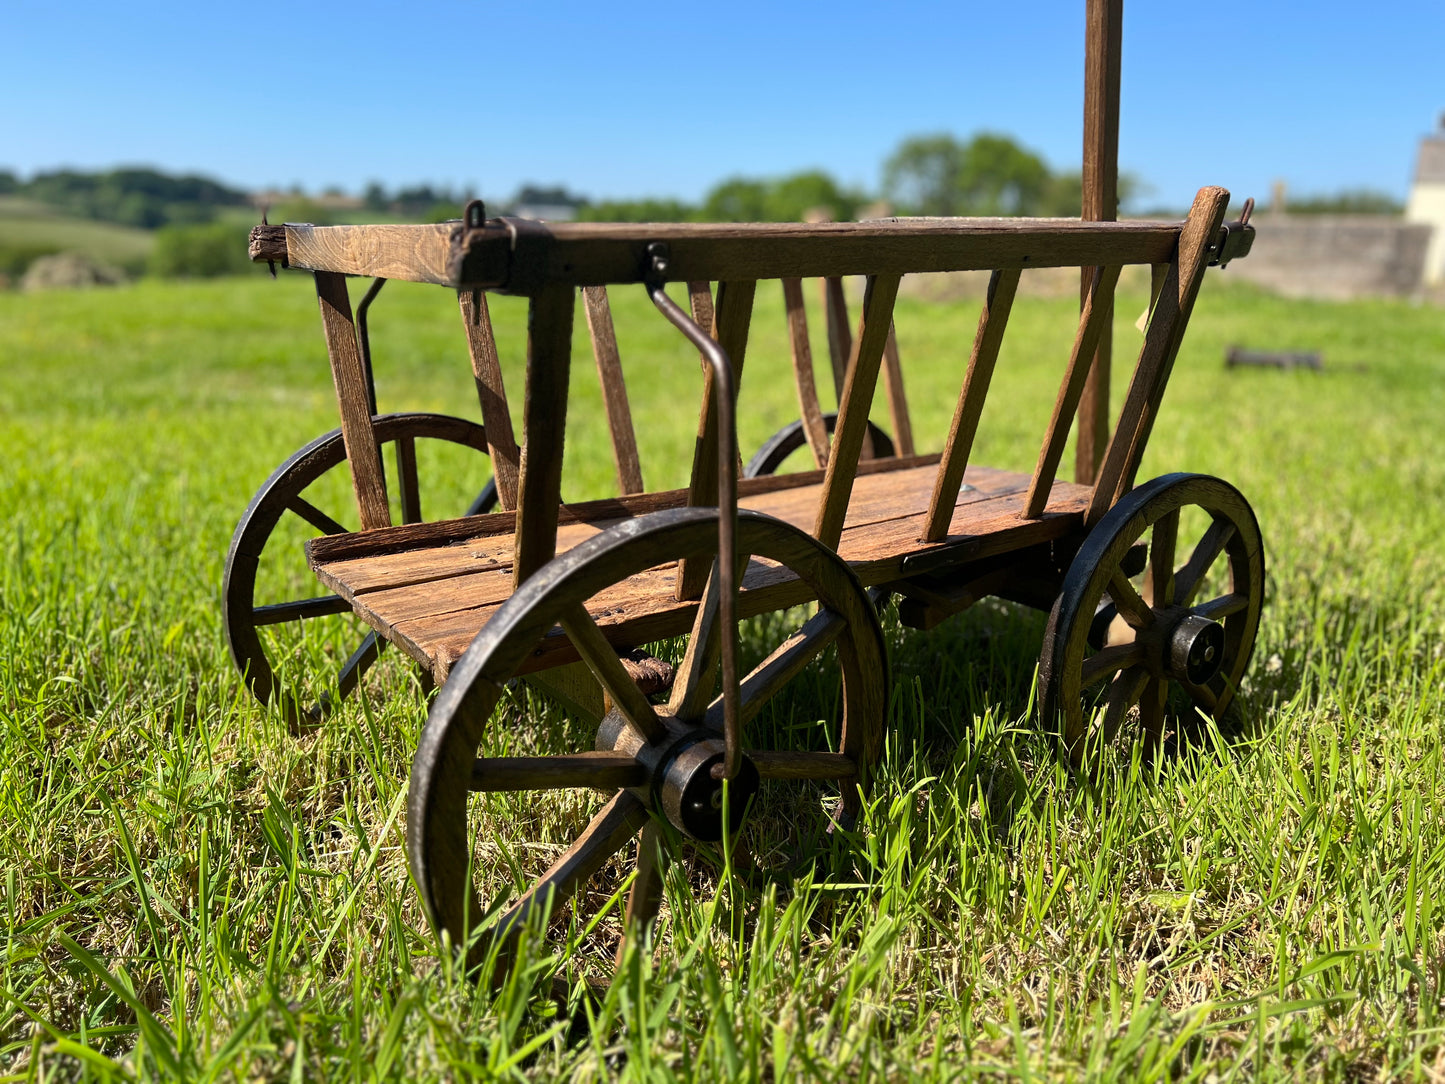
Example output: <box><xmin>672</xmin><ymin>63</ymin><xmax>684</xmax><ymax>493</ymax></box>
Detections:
<box><xmin>1074</xmin><ymin>0</ymin><xmax>1124</xmax><ymax>485</ymax></box>
<box><xmin>781</xmin><ymin>278</ymin><xmax>830</xmax><ymax>468</ymax></box>
<box><xmin>458</xmin><ymin>288</ymin><xmax>520</xmax><ymax>510</ymax></box>
<box><xmin>513</xmin><ymin>283</ymin><xmax>574</xmax><ymax>586</ymax></box>
<box><xmin>281</xmin><ymin>223</ymin><xmax>458</xmax><ymax>283</ymax></box>
<box><xmin>314</xmin><ymin>271</ymin><xmax>390</xmax><ymax>530</ymax></box>
<box><xmin>923</xmin><ymin>268</ymin><xmax>1022</xmax><ymax>542</ymax></box>
<box><xmin>261</xmin><ymin>218</ymin><xmax>1183</xmax><ymax>287</ymax></box>
<box><xmin>582</xmin><ymin>286</ymin><xmax>644</xmax><ymax>495</ymax></box>
<box><xmin>1023</xmin><ymin>264</ymin><xmax>1123</xmax><ymax>518</ymax></box>
<box><xmin>1088</xmin><ymin>187</ymin><xmax>1231</xmax><ymax>522</ymax></box>
<box><xmin>813</xmin><ymin>275</ymin><xmax>902</xmax><ymax>549</ymax></box>
<box><xmin>881</xmin><ymin>321</ymin><xmax>915</xmax><ymax>457</ymax></box>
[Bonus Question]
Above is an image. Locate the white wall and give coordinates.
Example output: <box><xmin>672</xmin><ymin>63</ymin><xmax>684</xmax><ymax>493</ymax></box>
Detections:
<box><xmin>1405</xmin><ymin>183</ymin><xmax>1445</xmax><ymax>285</ymax></box>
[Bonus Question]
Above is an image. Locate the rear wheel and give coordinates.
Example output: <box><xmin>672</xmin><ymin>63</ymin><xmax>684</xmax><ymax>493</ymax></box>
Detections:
<box><xmin>744</xmin><ymin>412</ymin><xmax>895</xmax><ymax>477</ymax></box>
<box><xmin>223</xmin><ymin>412</ymin><xmax>496</xmax><ymax>726</ymax></box>
<box><xmin>1039</xmin><ymin>473</ymin><xmax>1265</xmax><ymax>768</ymax></box>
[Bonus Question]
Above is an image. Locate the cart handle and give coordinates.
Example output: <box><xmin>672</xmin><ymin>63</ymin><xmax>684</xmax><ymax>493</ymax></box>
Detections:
<box><xmin>644</xmin><ymin>244</ymin><xmax>742</xmax><ymax>781</ymax></box>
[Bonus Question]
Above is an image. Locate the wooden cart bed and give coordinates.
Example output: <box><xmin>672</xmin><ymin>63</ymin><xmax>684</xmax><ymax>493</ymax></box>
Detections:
<box><xmin>308</xmin><ymin>457</ymin><xmax>1090</xmax><ymax>681</ymax></box>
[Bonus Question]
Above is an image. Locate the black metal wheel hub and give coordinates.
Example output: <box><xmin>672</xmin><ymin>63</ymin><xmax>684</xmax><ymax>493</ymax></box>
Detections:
<box><xmin>1167</xmin><ymin>613</ymin><xmax>1226</xmax><ymax>686</ymax></box>
<box><xmin>594</xmin><ymin>711</ymin><xmax>760</xmax><ymax>842</ymax></box>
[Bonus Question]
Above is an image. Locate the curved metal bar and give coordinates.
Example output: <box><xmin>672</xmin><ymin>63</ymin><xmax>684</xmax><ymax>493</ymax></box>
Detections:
<box><xmin>355</xmin><ymin>277</ymin><xmax>387</xmax><ymax>415</ymax></box>
<box><xmin>644</xmin><ymin>257</ymin><xmax>741</xmax><ymax>780</ymax></box>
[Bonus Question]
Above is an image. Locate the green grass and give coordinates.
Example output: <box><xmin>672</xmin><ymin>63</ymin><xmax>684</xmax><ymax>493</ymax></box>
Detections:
<box><xmin>0</xmin><ymin>198</ymin><xmax>155</xmax><ymax>276</ymax></box>
<box><xmin>1</xmin><ymin>271</ymin><xmax>1443</xmax><ymax>1080</ymax></box>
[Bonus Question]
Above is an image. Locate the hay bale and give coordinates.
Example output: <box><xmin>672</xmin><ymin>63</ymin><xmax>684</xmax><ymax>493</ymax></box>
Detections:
<box><xmin>20</xmin><ymin>252</ymin><xmax>125</xmax><ymax>292</ymax></box>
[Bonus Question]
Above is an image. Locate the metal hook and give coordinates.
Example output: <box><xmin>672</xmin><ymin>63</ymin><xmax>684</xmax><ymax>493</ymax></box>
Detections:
<box><xmin>644</xmin><ymin>243</ymin><xmax>743</xmax><ymax>780</ymax></box>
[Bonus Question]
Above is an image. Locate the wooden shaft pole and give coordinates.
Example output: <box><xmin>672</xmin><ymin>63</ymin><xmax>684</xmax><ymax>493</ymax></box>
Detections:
<box><xmin>1073</xmin><ymin>0</ymin><xmax>1123</xmax><ymax>484</ymax></box>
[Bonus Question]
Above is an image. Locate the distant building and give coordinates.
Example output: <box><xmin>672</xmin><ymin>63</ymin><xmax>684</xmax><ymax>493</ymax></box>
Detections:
<box><xmin>1405</xmin><ymin>116</ymin><xmax>1445</xmax><ymax>285</ymax></box>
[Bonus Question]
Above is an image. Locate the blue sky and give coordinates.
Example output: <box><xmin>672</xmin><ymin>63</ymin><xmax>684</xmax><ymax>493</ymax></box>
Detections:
<box><xmin>7</xmin><ymin>1</ymin><xmax>1442</xmax><ymax>211</ymax></box>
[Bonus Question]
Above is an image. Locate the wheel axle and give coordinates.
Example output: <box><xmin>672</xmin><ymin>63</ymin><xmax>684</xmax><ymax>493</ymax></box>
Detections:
<box><xmin>595</xmin><ymin>710</ymin><xmax>758</xmax><ymax>842</ymax></box>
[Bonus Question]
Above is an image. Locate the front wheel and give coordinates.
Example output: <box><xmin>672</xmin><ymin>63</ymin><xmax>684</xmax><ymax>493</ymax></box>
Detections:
<box><xmin>407</xmin><ymin>507</ymin><xmax>888</xmax><ymax>980</ymax></box>
<box><xmin>1039</xmin><ymin>473</ymin><xmax>1265</xmax><ymax>768</ymax></box>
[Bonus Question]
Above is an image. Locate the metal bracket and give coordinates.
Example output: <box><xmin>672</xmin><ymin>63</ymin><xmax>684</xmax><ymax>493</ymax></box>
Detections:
<box><xmin>1208</xmin><ymin>196</ymin><xmax>1255</xmax><ymax>268</ymax></box>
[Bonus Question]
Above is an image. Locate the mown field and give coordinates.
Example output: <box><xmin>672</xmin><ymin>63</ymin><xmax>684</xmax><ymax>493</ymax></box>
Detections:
<box><xmin>1</xmin><ymin>269</ymin><xmax>1442</xmax><ymax>1081</ymax></box>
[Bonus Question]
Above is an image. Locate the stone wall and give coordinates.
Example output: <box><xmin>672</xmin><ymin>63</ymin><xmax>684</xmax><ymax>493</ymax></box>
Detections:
<box><xmin>1224</xmin><ymin>215</ymin><xmax>1431</xmax><ymax>300</ymax></box>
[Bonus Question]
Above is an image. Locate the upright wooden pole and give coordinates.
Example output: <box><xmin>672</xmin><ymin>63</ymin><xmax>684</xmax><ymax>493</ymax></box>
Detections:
<box><xmin>1073</xmin><ymin>0</ymin><xmax>1122</xmax><ymax>484</ymax></box>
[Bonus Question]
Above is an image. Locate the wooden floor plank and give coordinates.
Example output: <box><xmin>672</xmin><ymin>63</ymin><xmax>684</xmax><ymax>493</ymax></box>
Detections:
<box><xmin>307</xmin><ymin>462</ymin><xmax>1092</xmax><ymax>680</ymax></box>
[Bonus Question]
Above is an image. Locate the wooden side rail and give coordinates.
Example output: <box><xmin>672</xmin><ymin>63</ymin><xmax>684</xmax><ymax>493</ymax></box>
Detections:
<box><xmin>251</xmin><ymin>191</ymin><xmax>1243</xmax><ymax>555</ymax></box>
<box><xmin>251</xmin><ymin>217</ymin><xmax>1184</xmax><ymax>290</ymax></box>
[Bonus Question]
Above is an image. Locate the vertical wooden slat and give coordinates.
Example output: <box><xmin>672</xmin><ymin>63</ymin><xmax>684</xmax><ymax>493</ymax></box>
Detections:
<box><xmin>921</xmin><ymin>268</ymin><xmax>1022</xmax><ymax>542</ymax></box>
<box><xmin>458</xmin><ymin>288</ymin><xmax>521</xmax><ymax>511</ymax></box>
<box><xmin>512</xmin><ymin>283</ymin><xmax>575</xmax><ymax>588</ymax></box>
<box><xmin>582</xmin><ymin>286</ymin><xmax>644</xmax><ymax>495</ymax></box>
<box><xmin>1135</xmin><ymin>262</ymin><xmax>1170</xmax><ymax>332</ymax></box>
<box><xmin>676</xmin><ymin>279</ymin><xmax>756</xmax><ymax>600</ymax></box>
<box><xmin>821</xmin><ymin>277</ymin><xmax>852</xmax><ymax>402</ymax></box>
<box><xmin>1022</xmin><ymin>263</ymin><xmax>1124</xmax><ymax>518</ymax></box>
<box><xmin>880</xmin><ymin>321</ymin><xmax>914</xmax><ymax>457</ymax></box>
<box><xmin>314</xmin><ymin>271</ymin><xmax>390</xmax><ymax>530</ymax></box>
<box><xmin>820</xmin><ymin>277</ymin><xmax>875</xmax><ymax>459</ymax></box>
<box><xmin>812</xmin><ymin>273</ymin><xmax>902</xmax><ymax>550</ymax></box>
<box><xmin>1074</xmin><ymin>0</ymin><xmax>1123</xmax><ymax>485</ymax></box>
<box><xmin>688</xmin><ymin>281</ymin><xmax>715</xmax><ymax>337</ymax></box>
<box><xmin>781</xmin><ymin>278</ymin><xmax>830</xmax><ymax>469</ymax></box>
<box><xmin>1087</xmin><ymin>186</ymin><xmax>1232</xmax><ymax>524</ymax></box>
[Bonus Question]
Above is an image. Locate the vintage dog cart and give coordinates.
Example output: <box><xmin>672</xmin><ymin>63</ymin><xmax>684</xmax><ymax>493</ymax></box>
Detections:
<box><xmin>237</xmin><ymin>185</ymin><xmax>1260</xmax><ymax>970</ymax></box>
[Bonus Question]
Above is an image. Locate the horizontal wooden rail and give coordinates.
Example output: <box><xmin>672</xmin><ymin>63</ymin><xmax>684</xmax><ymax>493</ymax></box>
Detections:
<box><xmin>252</xmin><ymin>216</ymin><xmax>1185</xmax><ymax>290</ymax></box>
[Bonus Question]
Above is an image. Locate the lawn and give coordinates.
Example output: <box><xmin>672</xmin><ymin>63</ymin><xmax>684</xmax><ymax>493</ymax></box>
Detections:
<box><xmin>1</xmin><ymin>268</ymin><xmax>1442</xmax><ymax>1080</ymax></box>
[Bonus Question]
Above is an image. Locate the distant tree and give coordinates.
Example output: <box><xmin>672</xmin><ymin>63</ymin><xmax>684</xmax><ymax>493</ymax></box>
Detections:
<box><xmin>701</xmin><ymin>178</ymin><xmax>770</xmax><ymax>221</ymax></box>
<box><xmin>766</xmin><ymin>170</ymin><xmax>862</xmax><ymax>221</ymax></box>
<box><xmin>0</xmin><ymin>170</ymin><xmax>18</xmax><ymax>195</ymax></box>
<box><xmin>701</xmin><ymin>170</ymin><xmax>862</xmax><ymax>222</ymax></box>
<box><xmin>577</xmin><ymin>198</ymin><xmax>695</xmax><ymax>222</ymax></box>
<box><xmin>884</xmin><ymin>133</ymin><xmax>1052</xmax><ymax>216</ymax></box>
<box><xmin>363</xmin><ymin>181</ymin><xmax>388</xmax><ymax>210</ymax></box>
<box><xmin>424</xmin><ymin>202</ymin><xmax>464</xmax><ymax>223</ymax></box>
<box><xmin>149</xmin><ymin>221</ymin><xmax>254</xmax><ymax>277</ymax></box>
<box><xmin>20</xmin><ymin>168</ymin><xmax>246</xmax><ymax>228</ymax></box>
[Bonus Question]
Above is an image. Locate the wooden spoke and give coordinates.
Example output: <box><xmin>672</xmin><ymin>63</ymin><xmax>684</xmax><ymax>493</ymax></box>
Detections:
<box><xmin>614</xmin><ymin>821</ymin><xmax>667</xmax><ymax>968</ymax></box>
<box><xmin>1137</xmin><ymin>676</ymin><xmax>1168</xmax><ymax>748</ymax></box>
<box><xmin>749</xmin><ymin>750</ymin><xmax>857</xmax><ymax>781</ymax></box>
<box><xmin>1174</xmin><ymin>518</ymin><xmax>1236</xmax><ymax>606</ymax></box>
<box><xmin>396</xmin><ymin>435</ymin><xmax>422</xmax><ymax>524</ymax></box>
<box><xmin>1193</xmin><ymin>592</ymin><xmax>1249</xmax><ymax>621</ymax></box>
<box><xmin>1107</xmin><ymin>569</ymin><xmax>1154</xmax><ymax>629</ymax></box>
<box><xmin>1149</xmin><ymin>508</ymin><xmax>1178</xmax><ymax>606</ymax></box>
<box><xmin>1097</xmin><ymin>665</ymin><xmax>1150</xmax><ymax>746</ymax></box>
<box><xmin>252</xmin><ymin>594</ymin><xmax>352</xmax><ymax>626</ymax></box>
<box><xmin>336</xmin><ymin>631</ymin><xmax>382</xmax><ymax>699</ymax></box>
<box><xmin>705</xmin><ymin>605</ymin><xmax>846</xmax><ymax>731</ymax></box>
<box><xmin>668</xmin><ymin>558</ymin><xmax>725</xmax><ymax>721</ymax></box>
<box><xmin>559</xmin><ymin>603</ymin><xmax>665</xmax><ymax>744</ymax></box>
<box><xmin>495</xmin><ymin>791</ymin><xmax>650</xmax><ymax>943</ymax></box>
<box><xmin>287</xmin><ymin>495</ymin><xmax>348</xmax><ymax>536</ymax></box>
<box><xmin>470</xmin><ymin>752</ymin><xmax>646</xmax><ymax>793</ymax></box>
<box><xmin>1079</xmin><ymin>640</ymin><xmax>1145</xmax><ymax>689</ymax></box>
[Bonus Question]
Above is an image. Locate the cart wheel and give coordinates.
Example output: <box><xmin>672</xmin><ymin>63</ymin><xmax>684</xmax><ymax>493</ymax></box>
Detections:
<box><xmin>408</xmin><ymin>506</ymin><xmax>887</xmax><ymax>978</ymax></box>
<box><xmin>1039</xmin><ymin>473</ymin><xmax>1264</xmax><ymax>768</ymax></box>
<box><xmin>744</xmin><ymin>413</ymin><xmax>894</xmax><ymax>478</ymax></box>
<box><xmin>223</xmin><ymin>412</ymin><xmax>496</xmax><ymax>725</ymax></box>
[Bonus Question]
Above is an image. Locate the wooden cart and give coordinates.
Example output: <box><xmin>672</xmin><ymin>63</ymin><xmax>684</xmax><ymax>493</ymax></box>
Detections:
<box><xmin>241</xmin><ymin>184</ymin><xmax>1260</xmax><ymax>970</ymax></box>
